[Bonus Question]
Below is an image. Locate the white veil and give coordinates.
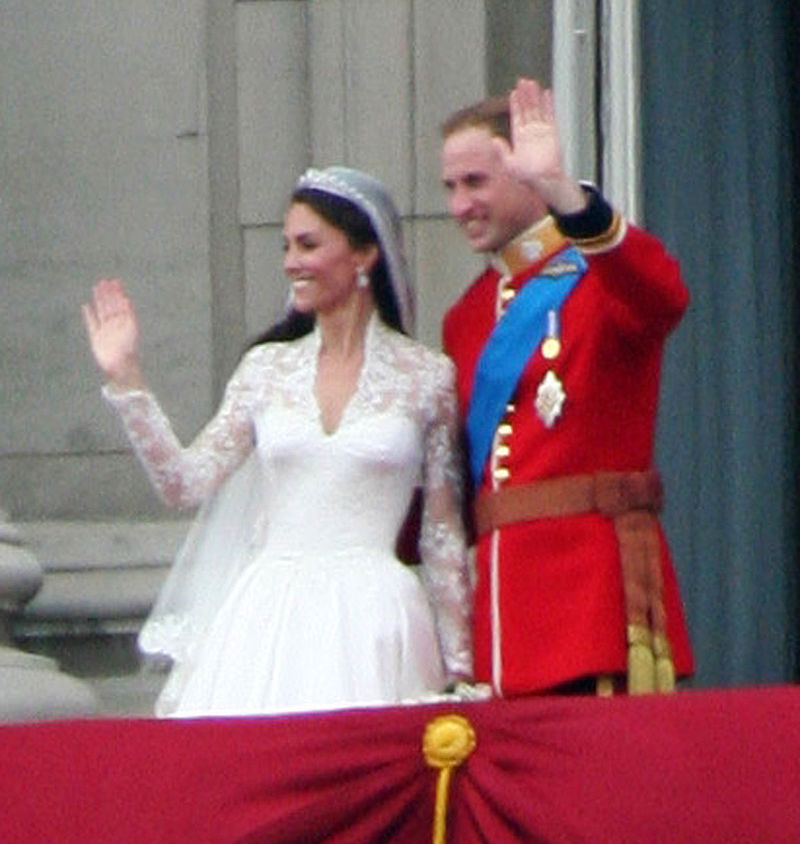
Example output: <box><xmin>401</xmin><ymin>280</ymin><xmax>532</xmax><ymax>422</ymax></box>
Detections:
<box><xmin>137</xmin><ymin>166</ymin><xmax>415</xmax><ymax>714</ymax></box>
<box><xmin>137</xmin><ymin>453</ymin><xmax>269</xmax><ymax>713</ymax></box>
<box><xmin>295</xmin><ymin>166</ymin><xmax>416</xmax><ymax>335</ymax></box>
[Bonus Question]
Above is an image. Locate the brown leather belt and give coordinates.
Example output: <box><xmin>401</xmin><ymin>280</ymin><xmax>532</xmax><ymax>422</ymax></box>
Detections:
<box><xmin>474</xmin><ymin>469</ymin><xmax>663</xmax><ymax>536</ymax></box>
<box><xmin>474</xmin><ymin>468</ymin><xmax>676</xmax><ymax>693</ymax></box>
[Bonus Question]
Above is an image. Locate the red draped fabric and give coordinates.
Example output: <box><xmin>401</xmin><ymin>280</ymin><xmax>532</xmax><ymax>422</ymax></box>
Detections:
<box><xmin>1</xmin><ymin>686</ymin><xmax>799</xmax><ymax>843</ymax></box>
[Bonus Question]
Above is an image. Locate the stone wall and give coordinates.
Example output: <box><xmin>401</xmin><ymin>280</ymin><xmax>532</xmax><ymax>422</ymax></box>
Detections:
<box><xmin>1</xmin><ymin>0</ymin><xmax>551</xmax><ymax>522</ymax></box>
<box><xmin>1</xmin><ymin>0</ymin><xmax>552</xmax><ymax>716</ymax></box>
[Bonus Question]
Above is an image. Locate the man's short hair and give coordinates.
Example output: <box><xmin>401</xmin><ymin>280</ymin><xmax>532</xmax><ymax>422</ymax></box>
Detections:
<box><xmin>440</xmin><ymin>94</ymin><xmax>511</xmax><ymax>142</ymax></box>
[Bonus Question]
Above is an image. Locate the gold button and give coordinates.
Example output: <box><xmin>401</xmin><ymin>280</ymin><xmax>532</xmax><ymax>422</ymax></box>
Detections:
<box><xmin>495</xmin><ymin>444</ymin><xmax>510</xmax><ymax>458</ymax></box>
<box><xmin>500</xmin><ymin>287</ymin><xmax>516</xmax><ymax>301</ymax></box>
<box><xmin>505</xmin><ymin>403</ymin><xmax>516</xmax><ymax>413</ymax></box>
<box><xmin>493</xmin><ymin>467</ymin><xmax>510</xmax><ymax>481</ymax></box>
<box><xmin>497</xmin><ymin>423</ymin><xmax>513</xmax><ymax>436</ymax></box>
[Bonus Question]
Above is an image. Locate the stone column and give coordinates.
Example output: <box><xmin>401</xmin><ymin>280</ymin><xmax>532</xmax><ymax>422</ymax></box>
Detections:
<box><xmin>0</xmin><ymin>510</ymin><xmax>98</xmax><ymax>722</ymax></box>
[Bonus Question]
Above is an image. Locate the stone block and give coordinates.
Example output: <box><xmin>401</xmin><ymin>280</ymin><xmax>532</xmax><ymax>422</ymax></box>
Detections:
<box><xmin>0</xmin><ymin>645</ymin><xmax>100</xmax><ymax>722</ymax></box>
<box><xmin>237</xmin><ymin>1</ymin><xmax>310</xmax><ymax>225</ymax></box>
<box><xmin>14</xmin><ymin>520</ymin><xmax>189</xmax><ymax>629</ymax></box>
<box><xmin>309</xmin><ymin>0</ymin><xmax>413</xmax><ymax>212</ymax></box>
<box><xmin>243</xmin><ymin>226</ymin><xmax>291</xmax><ymax>342</ymax></box>
<box><xmin>412</xmin><ymin>218</ymin><xmax>486</xmax><ymax>350</ymax></box>
<box><xmin>412</xmin><ymin>0</ymin><xmax>487</xmax><ymax>216</ymax></box>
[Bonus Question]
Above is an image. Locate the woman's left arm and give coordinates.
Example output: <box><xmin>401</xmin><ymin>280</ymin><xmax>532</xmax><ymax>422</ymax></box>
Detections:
<box><xmin>419</xmin><ymin>355</ymin><xmax>474</xmax><ymax>684</ymax></box>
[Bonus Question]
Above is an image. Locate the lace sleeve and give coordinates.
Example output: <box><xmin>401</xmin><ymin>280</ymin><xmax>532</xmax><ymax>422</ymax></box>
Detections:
<box><xmin>103</xmin><ymin>353</ymin><xmax>260</xmax><ymax>509</ymax></box>
<box><xmin>418</xmin><ymin>355</ymin><xmax>474</xmax><ymax>682</ymax></box>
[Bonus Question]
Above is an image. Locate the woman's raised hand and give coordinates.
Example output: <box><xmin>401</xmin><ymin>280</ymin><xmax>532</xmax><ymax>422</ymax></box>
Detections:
<box><xmin>81</xmin><ymin>278</ymin><xmax>145</xmax><ymax>390</ymax></box>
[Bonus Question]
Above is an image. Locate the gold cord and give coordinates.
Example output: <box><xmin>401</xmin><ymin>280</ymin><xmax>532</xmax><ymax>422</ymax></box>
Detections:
<box><xmin>422</xmin><ymin>714</ymin><xmax>476</xmax><ymax>844</ymax></box>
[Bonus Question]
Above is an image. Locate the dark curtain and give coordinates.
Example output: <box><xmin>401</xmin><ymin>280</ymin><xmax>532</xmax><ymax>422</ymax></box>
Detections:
<box><xmin>640</xmin><ymin>1</ymin><xmax>799</xmax><ymax>686</ymax></box>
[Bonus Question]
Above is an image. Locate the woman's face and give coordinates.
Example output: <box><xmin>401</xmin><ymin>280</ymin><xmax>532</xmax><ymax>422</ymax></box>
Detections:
<box><xmin>283</xmin><ymin>201</ymin><xmax>370</xmax><ymax>316</ymax></box>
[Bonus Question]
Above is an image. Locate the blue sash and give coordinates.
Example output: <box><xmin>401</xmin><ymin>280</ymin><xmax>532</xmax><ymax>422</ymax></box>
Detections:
<box><xmin>466</xmin><ymin>246</ymin><xmax>587</xmax><ymax>486</ymax></box>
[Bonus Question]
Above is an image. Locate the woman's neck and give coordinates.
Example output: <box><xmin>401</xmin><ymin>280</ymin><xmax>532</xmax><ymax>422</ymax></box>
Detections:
<box><xmin>316</xmin><ymin>298</ymin><xmax>376</xmax><ymax>359</ymax></box>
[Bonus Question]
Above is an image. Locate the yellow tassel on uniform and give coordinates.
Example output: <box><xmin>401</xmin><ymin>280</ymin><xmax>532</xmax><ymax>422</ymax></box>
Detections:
<box><xmin>627</xmin><ymin>624</ymin><xmax>656</xmax><ymax>694</ymax></box>
<box><xmin>653</xmin><ymin>633</ymin><xmax>676</xmax><ymax>693</ymax></box>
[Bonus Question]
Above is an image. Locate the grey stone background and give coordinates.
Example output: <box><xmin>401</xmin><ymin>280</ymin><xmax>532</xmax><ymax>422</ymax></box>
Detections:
<box><xmin>0</xmin><ymin>0</ymin><xmax>551</xmax><ymax>717</ymax></box>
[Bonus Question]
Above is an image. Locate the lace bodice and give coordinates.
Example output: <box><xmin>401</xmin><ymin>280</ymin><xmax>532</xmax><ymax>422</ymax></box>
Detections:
<box><xmin>105</xmin><ymin>317</ymin><xmax>473</xmax><ymax>679</ymax></box>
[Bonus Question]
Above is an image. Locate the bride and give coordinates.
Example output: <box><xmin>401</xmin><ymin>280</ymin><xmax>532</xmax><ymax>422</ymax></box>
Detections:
<box><xmin>82</xmin><ymin>166</ymin><xmax>474</xmax><ymax>717</ymax></box>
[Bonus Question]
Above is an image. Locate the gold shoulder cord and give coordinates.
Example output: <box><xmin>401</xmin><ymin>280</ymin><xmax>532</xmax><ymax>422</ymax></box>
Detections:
<box><xmin>422</xmin><ymin>714</ymin><xmax>477</xmax><ymax>844</ymax></box>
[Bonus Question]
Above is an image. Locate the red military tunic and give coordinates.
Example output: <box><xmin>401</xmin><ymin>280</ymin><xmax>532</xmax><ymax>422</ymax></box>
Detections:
<box><xmin>443</xmin><ymin>207</ymin><xmax>694</xmax><ymax>696</ymax></box>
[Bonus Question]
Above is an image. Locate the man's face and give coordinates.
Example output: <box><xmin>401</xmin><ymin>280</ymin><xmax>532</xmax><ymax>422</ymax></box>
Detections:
<box><xmin>441</xmin><ymin>125</ymin><xmax>540</xmax><ymax>253</ymax></box>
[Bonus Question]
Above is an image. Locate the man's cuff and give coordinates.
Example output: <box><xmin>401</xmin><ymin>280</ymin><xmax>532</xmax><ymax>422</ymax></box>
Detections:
<box><xmin>550</xmin><ymin>183</ymin><xmax>614</xmax><ymax>239</ymax></box>
<box><xmin>552</xmin><ymin>182</ymin><xmax>626</xmax><ymax>253</ymax></box>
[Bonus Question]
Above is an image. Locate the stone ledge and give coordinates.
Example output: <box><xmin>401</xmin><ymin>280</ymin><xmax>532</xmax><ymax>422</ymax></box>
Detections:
<box><xmin>0</xmin><ymin>665</ymin><xmax>101</xmax><ymax>721</ymax></box>
<box><xmin>0</xmin><ymin>645</ymin><xmax>100</xmax><ymax>721</ymax></box>
<box><xmin>12</xmin><ymin>520</ymin><xmax>190</xmax><ymax>631</ymax></box>
<box><xmin>17</xmin><ymin>520</ymin><xmax>191</xmax><ymax>571</ymax></box>
<box><xmin>15</xmin><ymin>567</ymin><xmax>168</xmax><ymax>632</ymax></box>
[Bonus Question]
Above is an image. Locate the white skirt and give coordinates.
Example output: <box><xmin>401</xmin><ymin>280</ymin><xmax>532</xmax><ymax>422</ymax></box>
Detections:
<box><xmin>163</xmin><ymin>548</ymin><xmax>446</xmax><ymax>717</ymax></box>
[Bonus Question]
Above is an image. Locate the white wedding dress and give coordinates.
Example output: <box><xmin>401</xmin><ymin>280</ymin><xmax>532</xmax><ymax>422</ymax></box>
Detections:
<box><xmin>105</xmin><ymin>316</ymin><xmax>472</xmax><ymax>717</ymax></box>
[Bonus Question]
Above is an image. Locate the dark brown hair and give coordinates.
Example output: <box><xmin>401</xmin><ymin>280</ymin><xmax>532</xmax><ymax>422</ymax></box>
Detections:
<box><xmin>249</xmin><ymin>188</ymin><xmax>403</xmax><ymax>346</ymax></box>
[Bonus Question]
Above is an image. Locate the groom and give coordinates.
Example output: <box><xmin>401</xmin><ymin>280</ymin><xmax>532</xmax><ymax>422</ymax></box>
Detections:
<box><xmin>439</xmin><ymin>78</ymin><xmax>694</xmax><ymax>697</ymax></box>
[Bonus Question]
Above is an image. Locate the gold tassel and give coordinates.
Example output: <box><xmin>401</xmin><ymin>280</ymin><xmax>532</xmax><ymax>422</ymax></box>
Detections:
<box><xmin>653</xmin><ymin>633</ymin><xmax>676</xmax><ymax>693</ymax></box>
<box><xmin>627</xmin><ymin>623</ymin><xmax>656</xmax><ymax>694</ymax></box>
<box><xmin>422</xmin><ymin>714</ymin><xmax>476</xmax><ymax>844</ymax></box>
<box><xmin>596</xmin><ymin>675</ymin><xmax>615</xmax><ymax>697</ymax></box>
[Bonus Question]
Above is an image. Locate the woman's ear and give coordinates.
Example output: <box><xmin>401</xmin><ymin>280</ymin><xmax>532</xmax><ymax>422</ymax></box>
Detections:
<box><xmin>358</xmin><ymin>243</ymin><xmax>381</xmax><ymax>274</ymax></box>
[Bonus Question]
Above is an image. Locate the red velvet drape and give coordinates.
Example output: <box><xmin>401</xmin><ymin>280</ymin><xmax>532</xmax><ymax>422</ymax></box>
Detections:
<box><xmin>1</xmin><ymin>687</ymin><xmax>799</xmax><ymax>843</ymax></box>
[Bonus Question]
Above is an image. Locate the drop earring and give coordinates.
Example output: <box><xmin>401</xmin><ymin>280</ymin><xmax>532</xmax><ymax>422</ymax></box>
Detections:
<box><xmin>356</xmin><ymin>267</ymin><xmax>370</xmax><ymax>289</ymax></box>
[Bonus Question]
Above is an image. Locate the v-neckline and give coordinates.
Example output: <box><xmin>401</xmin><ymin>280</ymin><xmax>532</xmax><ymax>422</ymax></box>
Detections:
<box><xmin>311</xmin><ymin>314</ymin><xmax>375</xmax><ymax>437</ymax></box>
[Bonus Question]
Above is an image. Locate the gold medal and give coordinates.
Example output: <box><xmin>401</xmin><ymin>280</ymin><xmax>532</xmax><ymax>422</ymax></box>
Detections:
<box><xmin>541</xmin><ymin>336</ymin><xmax>561</xmax><ymax>359</ymax></box>
<box><xmin>541</xmin><ymin>308</ymin><xmax>562</xmax><ymax>360</ymax></box>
